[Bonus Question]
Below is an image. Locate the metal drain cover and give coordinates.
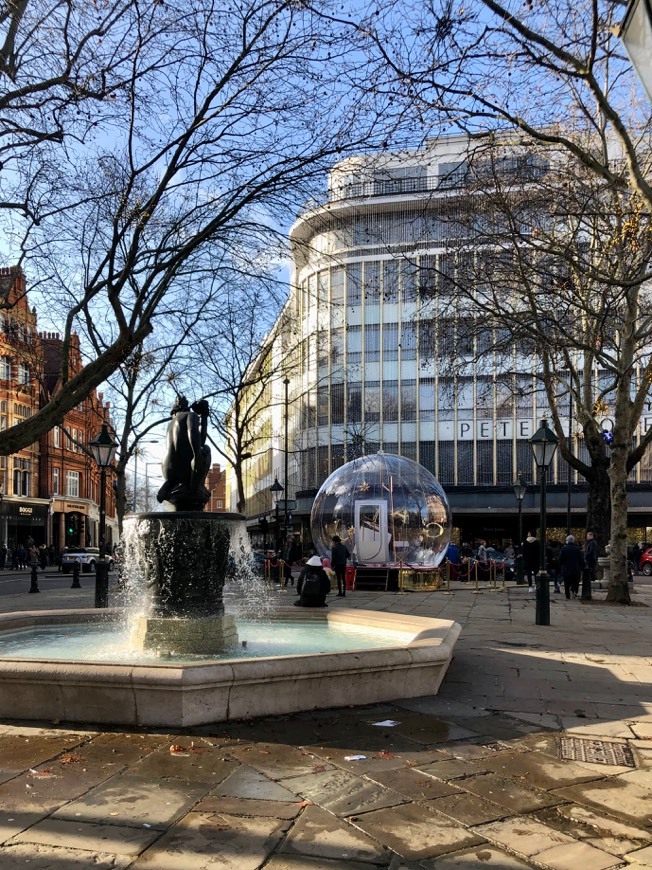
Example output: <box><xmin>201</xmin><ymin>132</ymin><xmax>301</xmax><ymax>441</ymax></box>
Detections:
<box><xmin>559</xmin><ymin>737</ymin><xmax>636</xmax><ymax>768</ymax></box>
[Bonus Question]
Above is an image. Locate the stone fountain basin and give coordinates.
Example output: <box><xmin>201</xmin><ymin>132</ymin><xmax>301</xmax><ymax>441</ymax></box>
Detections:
<box><xmin>0</xmin><ymin>608</ymin><xmax>460</xmax><ymax>728</ymax></box>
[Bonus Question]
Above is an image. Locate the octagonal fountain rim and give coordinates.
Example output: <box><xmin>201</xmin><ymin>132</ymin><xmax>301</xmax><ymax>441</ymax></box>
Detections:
<box><xmin>0</xmin><ymin>608</ymin><xmax>460</xmax><ymax>727</ymax></box>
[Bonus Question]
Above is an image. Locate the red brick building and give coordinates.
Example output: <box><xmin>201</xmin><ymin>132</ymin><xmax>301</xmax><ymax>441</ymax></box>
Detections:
<box><xmin>38</xmin><ymin>332</ymin><xmax>117</xmax><ymax>551</ymax></box>
<box><xmin>0</xmin><ymin>267</ymin><xmax>50</xmax><ymax>547</ymax></box>
<box><xmin>207</xmin><ymin>463</ymin><xmax>227</xmax><ymax>512</ymax></box>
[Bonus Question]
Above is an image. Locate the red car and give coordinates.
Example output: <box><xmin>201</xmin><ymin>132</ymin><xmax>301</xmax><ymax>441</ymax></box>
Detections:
<box><xmin>638</xmin><ymin>547</ymin><xmax>652</xmax><ymax>575</ymax></box>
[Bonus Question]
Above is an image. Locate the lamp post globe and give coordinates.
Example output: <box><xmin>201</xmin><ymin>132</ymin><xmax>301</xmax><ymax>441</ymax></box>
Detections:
<box><xmin>529</xmin><ymin>419</ymin><xmax>559</xmax><ymax>626</ymax></box>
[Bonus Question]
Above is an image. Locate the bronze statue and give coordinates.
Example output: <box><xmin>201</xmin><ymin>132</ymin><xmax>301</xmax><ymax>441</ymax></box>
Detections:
<box><xmin>157</xmin><ymin>396</ymin><xmax>211</xmax><ymax>511</ymax></box>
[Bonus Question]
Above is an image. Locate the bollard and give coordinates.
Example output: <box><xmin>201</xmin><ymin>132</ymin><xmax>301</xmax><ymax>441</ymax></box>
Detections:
<box><xmin>535</xmin><ymin>570</ymin><xmax>551</xmax><ymax>625</ymax></box>
<box><xmin>472</xmin><ymin>561</ymin><xmax>482</xmax><ymax>593</ymax></box>
<box><xmin>446</xmin><ymin>561</ymin><xmax>451</xmax><ymax>591</ymax></box>
<box><xmin>28</xmin><ymin>564</ymin><xmax>40</xmax><ymax>594</ymax></box>
<box><xmin>95</xmin><ymin>559</ymin><xmax>110</xmax><ymax>608</ymax></box>
<box><xmin>71</xmin><ymin>560</ymin><xmax>81</xmax><ymax>589</ymax></box>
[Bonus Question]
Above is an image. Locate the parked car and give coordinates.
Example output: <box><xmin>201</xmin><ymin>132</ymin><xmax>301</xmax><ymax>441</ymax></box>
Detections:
<box><xmin>485</xmin><ymin>547</ymin><xmax>515</xmax><ymax>570</ymax></box>
<box><xmin>61</xmin><ymin>547</ymin><xmax>114</xmax><ymax>574</ymax></box>
<box><xmin>638</xmin><ymin>547</ymin><xmax>652</xmax><ymax>575</ymax></box>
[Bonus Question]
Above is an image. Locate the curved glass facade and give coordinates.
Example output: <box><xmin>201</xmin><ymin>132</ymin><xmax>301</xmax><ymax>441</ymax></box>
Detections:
<box><xmin>233</xmin><ymin>140</ymin><xmax>652</xmax><ymax>542</ymax></box>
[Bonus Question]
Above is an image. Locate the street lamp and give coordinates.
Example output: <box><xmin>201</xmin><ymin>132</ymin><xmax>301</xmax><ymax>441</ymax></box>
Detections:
<box><xmin>512</xmin><ymin>474</ymin><xmax>527</xmax><ymax>549</ymax></box>
<box><xmin>620</xmin><ymin>0</ymin><xmax>652</xmax><ymax>102</ymax></box>
<box><xmin>283</xmin><ymin>377</ymin><xmax>290</xmax><ymax>539</ymax></box>
<box><xmin>529</xmin><ymin>418</ymin><xmax>559</xmax><ymax>626</ymax></box>
<box><xmin>89</xmin><ymin>423</ymin><xmax>118</xmax><ymax>608</ymax></box>
<box><xmin>269</xmin><ymin>476</ymin><xmax>283</xmax><ymax>553</ymax></box>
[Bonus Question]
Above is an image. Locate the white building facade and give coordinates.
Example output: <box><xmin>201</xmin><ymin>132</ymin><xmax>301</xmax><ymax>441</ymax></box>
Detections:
<box><xmin>232</xmin><ymin>136</ymin><xmax>652</xmax><ymax>546</ymax></box>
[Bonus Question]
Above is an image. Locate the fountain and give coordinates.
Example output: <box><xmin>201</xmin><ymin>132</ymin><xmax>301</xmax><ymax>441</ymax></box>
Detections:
<box><xmin>0</xmin><ymin>403</ymin><xmax>461</xmax><ymax>727</ymax></box>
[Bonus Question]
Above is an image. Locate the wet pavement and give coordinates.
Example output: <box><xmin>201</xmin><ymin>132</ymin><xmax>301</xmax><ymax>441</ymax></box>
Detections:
<box><xmin>0</xmin><ymin>575</ymin><xmax>650</xmax><ymax>868</ymax></box>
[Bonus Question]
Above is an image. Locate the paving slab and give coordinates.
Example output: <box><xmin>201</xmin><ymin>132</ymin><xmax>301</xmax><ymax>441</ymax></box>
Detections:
<box><xmin>625</xmin><ymin>845</ymin><xmax>652</xmax><ymax>866</ymax></box>
<box><xmin>535</xmin><ymin>840</ymin><xmax>623</xmax><ymax>869</ymax></box>
<box><xmin>308</xmin><ymin>736</ymin><xmax>436</xmax><ymax>772</ymax></box>
<box><xmin>426</xmin><ymin>791</ymin><xmax>510</xmax><ymax>825</ymax></box>
<box><xmin>361</xmin><ymin>711</ymin><xmax>479</xmax><ymax>744</ymax></box>
<box><xmin>131</xmin><ymin>811</ymin><xmax>289</xmax><ymax>869</ymax></box>
<box><xmin>128</xmin><ymin>744</ymin><xmax>239</xmax><ymax>783</ymax></box>
<box><xmin>0</xmin><ymin>809</ymin><xmax>50</xmax><ymax>846</ymax></box>
<box><xmin>10</xmin><ymin>816</ymin><xmax>160</xmax><ymax>855</ymax></box>
<box><xmin>364</xmin><ymin>766</ymin><xmax>462</xmax><ymax>801</ymax></box>
<box><xmin>454</xmin><ymin>771</ymin><xmax>563</xmax><ymax>814</ymax></box>
<box><xmin>52</xmin><ymin>772</ymin><xmax>212</xmax><ymax>829</ymax></box>
<box><xmin>0</xmin><ymin>733</ymin><xmax>86</xmax><ymax>773</ymax></box>
<box><xmin>192</xmin><ymin>795</ymin><xmax>302</xmax><ymax>819</ymax></box>
<box><xmin>475</xmin><ymin>817</ymin><xmax>576</xmax><ymax>857</ymax></box>
<box><xmin>554</xmin><ymin>777</ymin><xmax>652</xmax><ymax>824</ymax></box>
<box><xmin>0</xmin><ymin>842</ymin><xmax>133</xmax><ymax>868</ymax></box>
<box><xmin>420</xmin><ymin>845</ymin><xmax>537</xmax><ymax>868</ymax></box>
<box><xmin>476</xmin><ymin>748</ymin><xmax>605</xmax><ymax>789</ymax></box>
<box><xmin>278</xmin><ymin>768</ymin><xmax>408</xmax><ymax>817</ymax></box>
<box><xmin>265</xmin><ymin>855</ymin><xmax>376</xmax><ymax>870</ymax></box>
<box><xmin>535</xmin><ymin>805</ymin><xmax>652</xmax><ymax>857</ymax></box>
<box><xmin>351</xmin><ymin>802</ymin><xmax>485</xmax><ymax>860</ymax></box>
<box><xmin>212</xmin><ymin>764</ymin><xmax>301</xmax><ymax>801</ymax></box>
<box><xmin>278</xmin><ymin>804</ymin><xmax>390</xmax><ymax>864</ymax></box>
<box><xmin>227</xmin><ymin>741</ymin><xmax>336</xmax><ymax>779</ymax></box>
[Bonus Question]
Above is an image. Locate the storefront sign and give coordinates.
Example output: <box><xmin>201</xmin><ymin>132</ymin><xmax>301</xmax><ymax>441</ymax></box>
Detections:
<box><xmin>18</xmin><ymin>507</ymin><xmax>32</xmax><ymax>516</ymax></box>
<box><xmin>64</xmin><ymin>502</ymin><xmax>87</xmax><ymax>513</ymax></box>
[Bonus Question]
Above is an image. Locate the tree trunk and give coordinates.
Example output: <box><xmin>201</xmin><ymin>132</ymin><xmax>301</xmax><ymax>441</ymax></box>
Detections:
<box><xmin>606</xmin><ymin>421</ymin><xmax>632</xmax><ymax>604</ymax></box>
<box><xmin>585</xmin><ymin>459</ymin><xmax>611</xmax><ymax>552</ymax></box>
<box><xmin>235</xmin><ymin>464</ymin><xmax>246</xmax><ymax>515</ymax></box>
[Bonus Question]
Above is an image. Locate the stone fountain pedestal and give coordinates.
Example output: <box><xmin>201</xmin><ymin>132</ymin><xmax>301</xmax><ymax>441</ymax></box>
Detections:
<box><xmin>126</xmin><ymin>511</ymin><xmax>241</xmax><ymax>655</ymax></box>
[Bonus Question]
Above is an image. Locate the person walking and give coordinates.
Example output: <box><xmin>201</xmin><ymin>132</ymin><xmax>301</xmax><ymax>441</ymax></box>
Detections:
<box><xmin>521</xmin><ymin>530</ymin><xmax>540</xmax><ymax>591</ymax></box>
<box><xmin>547</xmin><ymin>539</ymin><xmax>562</xmax><ymax>593</ymax></box>
<box><xmin>559</xmin><ymin>534</ymin><xmax>584</xmax><ymax>599</ymax></box>
<box><xmin>282</xmin><ymin>533</ymin><xmax>303</xmax><ymax>587</ymax></box>
<box><xmin>330</xmin><ymin>535</ymin><xmax>350</xmax><ymax>597</ymax></box>
<box><xmin>584</xmin><ymin>531</ymin><xmax>598</xmax><ymax>583</ymax></box>
<box><xmin>295</xmin><ymin>555</ymin><xmax>330</xmax><ymax>607</ymax></box>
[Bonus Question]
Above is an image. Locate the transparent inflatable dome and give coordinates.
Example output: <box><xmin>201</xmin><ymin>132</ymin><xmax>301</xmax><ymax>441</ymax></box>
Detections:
<box><xmin>311</xmin><ymin>452</ymin><xmax>451</xmax><ymax>567</ymax></box>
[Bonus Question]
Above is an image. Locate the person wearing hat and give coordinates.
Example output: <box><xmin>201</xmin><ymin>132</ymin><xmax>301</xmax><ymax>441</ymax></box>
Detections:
<box><xmin>559</xmin><ymin>535</ymin><xmax>585</xmax><ymax>600</ymax></box>
<box><xmin>295</xmin><ymin>555</ymin><xmax>331</xmax><ymax>607</ymax></box>
<box><xmin>330</xmin><ymin>535</ymin><xmax>350</xmax><ymax>597</ymax></box>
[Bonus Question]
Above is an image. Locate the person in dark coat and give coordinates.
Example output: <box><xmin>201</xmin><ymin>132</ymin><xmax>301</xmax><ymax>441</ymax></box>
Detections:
<box><xmin>547</xmin><ymin>539</ymin><xmax>562</xmax><ymax>593</ymax></box>
<box><xmin>295</xmin><ymin>555</ymin><xmax>330</xmax><ymax>607</ymax></box>
<box><xmin>521</xmin><ymin>531</ymin><xmax>539</xmax><ymax>590</ymax></box>
<box><xmin>330</xmin><ymin>535</ymin><xmax>350</xmax><ymax>597</ymax></box>
<box><xmin>559</xmin><ymin>535</ymin><xmax>585</xmax><ymax>599</ymax></box>
<box><xmin>584</xmin><ymin>531</ymin><xmax>598</xmax><ymax>583</ymax></box>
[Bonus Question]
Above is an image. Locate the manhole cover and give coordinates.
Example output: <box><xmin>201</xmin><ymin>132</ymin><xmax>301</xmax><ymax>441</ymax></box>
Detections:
<box><xmin>559</xmin><ymin>737</ymin><xmax>636</xmax><ymax>768</ymax></box>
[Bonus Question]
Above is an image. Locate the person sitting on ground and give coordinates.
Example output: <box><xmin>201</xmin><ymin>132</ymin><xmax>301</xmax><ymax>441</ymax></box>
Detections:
<box><xmin>295</xmin><ymin>555</ymin><xmax>331</xmax><ymax>607</ymax></box>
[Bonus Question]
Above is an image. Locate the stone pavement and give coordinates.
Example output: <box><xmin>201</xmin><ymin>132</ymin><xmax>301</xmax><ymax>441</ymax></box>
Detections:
<box><xmin>0</xmin><ymin>578</ymin><xmax>650</xmax><ymax>868</ymax></box>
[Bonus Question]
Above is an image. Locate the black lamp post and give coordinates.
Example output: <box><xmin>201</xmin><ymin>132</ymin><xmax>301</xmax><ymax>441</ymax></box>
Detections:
<box><xmin>512</xmin><ymin>474</ymin><xmax>527</xmax><ymax>548</ymax></box>
<box><xmin>529</xmin><ymin>418</ymin><xmax>559</xmax><ymax>626</ymax></box>
<box><xmin>89</xmin><ymin>423</ymin><xmax>118</xmax><ymax>608</ymax></box>
<box><xmin>270</xmin><ymin>476</ymin><xmax>283</xmax><ymax>554</ymax></box>
<box><xmin>283</xmin><ymin>377</ymin><xmax>290</xmax><ymax>538</ymax></box>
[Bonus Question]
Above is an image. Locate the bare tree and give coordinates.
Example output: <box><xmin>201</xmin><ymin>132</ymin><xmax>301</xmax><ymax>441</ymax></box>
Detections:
<box><xmin>0</xmin><ymin>0</ymin><xmax>386</xmax><ymax>457</ymax></box>
<box><xmin>358</xmin><ymin>0</ymin><xmax>652</xmax><ymax>601</ymax></box>
<box><xmin>185</xmin><ymin>280</ymin><xmax>287</xmax><ymax>515</ymax></box>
